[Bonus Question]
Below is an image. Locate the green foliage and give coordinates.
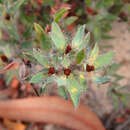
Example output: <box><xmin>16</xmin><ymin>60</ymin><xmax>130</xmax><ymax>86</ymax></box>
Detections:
<box><xmin>0</xmin><ymin>0</ymin><xmax>128</xmax><ymax>108</ymax></box>
<box><xmin>50</xmin><ymin>22</ymin><xmax>66</xmax><ymax>51</ymax></box>
<box><xmin>94</xmin><ymin>52</ymin><xmax>114</xmax><ymax>69</ymax></box>
<box><xmin>30</xmin><ymin>72</ymin><xmax>43</xmax><ymax>83</ymax></box>
<box><xmin>67</xmin><ymin>77</ymin><xmax>80</xmax><ymax>108</ymax></box>
<box><xmin>76</xmin><ymin>49</ymin><xmax>85</xmax><ymax>64</ymax></box>
<box><xmin>72</xmin><ymin>25</ymin><xmax>85</xmax><ymax>50</ymax></box>
<box><xmin>33</xmin><ymin>49</ymin><xmax>49</xmax><ymax>67</ymax></box>
<box><xmin>93</xmin><ymin>76</ymin><xmax>110</xmax><ymax>84</ymax></box>
<box><xmin>54</xmin><ymin>8</ymin><xmax>70</xmax><ymax>23</ymax></box>
<box><xmin>58</xmin><ymin>86</ymin><xmax>68</xmax><ymax>100</ymax></box>
<box><xmin>34</xmin><ymin>23</ymin><xmax>51</xmax><ymax>50</ymax></box>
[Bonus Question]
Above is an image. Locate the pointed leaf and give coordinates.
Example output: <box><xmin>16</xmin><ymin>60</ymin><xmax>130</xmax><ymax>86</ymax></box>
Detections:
<box><xmin>33</xmin><ymin>49</ymin><xmax>49</xmax><ymax>67</ymax></box>
<box><xmin>10</xmin><ymin>0</ymin><xmax>25</xmax><ymax>13</ymax></box>
<box><xmin>72</xmin><ymin>25</ymin><xmax>85</xmax><ymax>50</ymax></box>
<box><xmin>58</xmin><ymin>86</ymin><xmax>68</xmax><ymax>100</ymax></box>
<box><xmin>67</xmin><ymin>77</ymin><xmax>80</xmax><ymax>108</ymax></box>
<box><xmin>54</xmin><ymin>8</ymin><xmax>70</xmax><ymax>23</ymax></box>
<box><xmin>88</xmin><ymin>43</ymin><xmax>99</xmax><ymax>65</ymax></box>
<box><xmin>56</xmin><ymin>76</ymin><xmax>67</xmax><ymax>86</ymax></box>
<box><xmin>62</xmin><ymin>56</ymin><xmax>71</xmax><ymax>68</ymax></box>
<box><xmin>79</xmin><ymin>74</ymin><xmax>87</xmax><ymax>93</ymax></box>
<box><xmin>34</xmin><ymin>23</ymin><xmax>44</xmax><ymax>36</ymax></box>
<box><xmin>64</xmin><ymin>16</ymin><xmax>78</xmax><ymax>26</ymax></box>
<box><xmin>94</xmin><ymin>52</ymin><xmax>114</xmax><ymax>69</ymax></box>
<box><xmin>50</xmin><ymin>22</ymin><xmax>66</xmax><ymax>50</ymax></box>
<box><xmin>93</xmin><ymin>76</ymin><xmax>110</xmax><ymax>84</ymax></box>
<box><xmin>34</xmin><ymin>23</ymin><xmax>51</xmax><ymax>50</ymax></box>
<box><xmin>76</xmin><ymin>49</ymin><xmax>85</xmax><ymax>64</ymax></box>
<box><xmin>30</xmin><ymin>72</ymin><xmax>43</xmax><ymax>83</ymax></box>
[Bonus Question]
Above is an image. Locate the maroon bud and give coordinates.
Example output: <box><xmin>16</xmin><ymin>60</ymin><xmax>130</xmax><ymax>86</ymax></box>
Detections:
<box><xmin>90</xmin><ymin>65</ymin><xmax>95</xmax><ymax>71</ymax></box>
<box><xmin>65</xmin><ymin>45</ymin><xmax>72</xmax><ymax>54</ymax></box>
<box><xmin>48</xmin><ymin>67</ymin><xmax>55</xmax><ymax>75</ymax></box>
<box><xmin>26</xmin><ymin>60</ymin><xmax>32</xmax><ymax>68</ymax></box>
<box><xmin>5</xmin><ymin>14</ymin><xmax>11</xmax><ymax>21</ymax></box>
<box><xmin>0</xmin><ymin>55</ymin><xmax>9</xmax><ymax>63</ymax></box>
<box><xmin>86</xmin><ymin>64</ymin><xmax>95</xmax><ymax>72</ymax></box>
<box><xmin>64</xmin><ymin>68</ymin><xmax>71</xmax><ymax>76</ymax></box>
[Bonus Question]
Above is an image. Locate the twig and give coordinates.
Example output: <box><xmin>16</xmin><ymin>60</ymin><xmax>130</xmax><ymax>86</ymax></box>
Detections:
<box><xmin>31</xmin><ymin>85</ymin><xmax>40</xmax><ymax>96</ymax></box>
<box><xmin>115</xmin><ymin>117</ymin><xmax>130</xmax><ymax>130</ymax></box>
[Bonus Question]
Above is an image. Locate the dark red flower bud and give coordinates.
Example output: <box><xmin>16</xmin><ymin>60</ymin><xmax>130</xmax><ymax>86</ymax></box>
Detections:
<box><xmin>26</xmin><ymin>60</ymin><xmax>32</xmax><ymax>68</ymax></box>
<box><xmin>48</xmin><ymin>67</ymin><xmax>55</xmax><ymax>75</ymax></box>
<box><xmin>87</xmin><ymin>7</ymin><xmax>97</xmax><ymax>15</ymax></box>
<box><xmin>119</xmin><ymin>12</ymin><xmax>128</xmax><ymax>21</ymax></box>
<box><xmin>0</xmin><ymin>55</ymin><xmax>9</xmax><ymax>63</ymax></box>
<box><xmin>5</xmin><ymin>14</ymin><xmax>10</xmax><ymax>21</ymax></box>
<box><xmin>65</xmin><ymin>45</ymin><xmax>72</xmax><ymax>54</ymax></box>
<box><xmin>64</xmin><ymin>68</ymin><xmax>71</xmax><ymax>76</ymax></box>
<box><xmin>86</xmin><ymin>64</ymin><xmax>95</xmax><ymax>72</ymax></box>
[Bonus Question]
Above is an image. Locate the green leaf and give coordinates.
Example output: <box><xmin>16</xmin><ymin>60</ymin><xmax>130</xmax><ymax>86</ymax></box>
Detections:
<box><xmin>67</xmin><ymin>77</ymin><xmax>80</xmax><ymax>108</ymax></box>
<box><xmin>72</xmin><ymin>25</ymin><xmax>85</xmax><ymax>50</ymax></box>
<box><xmin>76</xmin><ymin>49</ymin><xmax>85</xmax><ymax>64</ymax></box>
<box><xmin>56</xmin><ymin>76</ymin><xmax>67</xmax><ymax>86</ymax></box>
<box><xmin>88</xmin><ymin>43</ymin><xmax>99</xmax><ymax>65</ymax></box>
<box><xmin>34</xmin><ymin>23</ymin><xmax>44</xmax><ymax>37</ymax></box>
<box><xmin>120</xmin><ymin>93</ymin><xmax>130</xmax><ymax>106</ymax></box>
<box><xmin>54</xmin><ymin>8</ymin><xmax>70</xmax><ymax>23</ymax></box>
<box><xmin>64</xmin><ymin>16</ymin><xmax>78</xmax><ymax>26</ymax></box>
<box><xmin>62</xmin><ymin>56</ymin><xmax>71</xmax><ymax>68</ymax></box>
<box><xmin>58</xmin><ymin>86</ymin><xmax>68</xmax><ymax>100</ymax></box>
<box><xmin>85</xmin><ymin>32</ymin><xmax>90</xmax><ymax>43</ymax></box>
<box><xmin>30</xmin><ymin>72</ymin><xmax>43</xmax><ymax>83</ymax></box>
<box><xmin>85</xmin><ymin>0</ymin><xmax>91</xmax><ymax>6</ymax></box>
<box><xmin>40</xmin><ymin>84</ymin><xmax>46</xmax><ymax>94</ymax></box>
<box><xmin>33</xmin><ymin>49</ymin><xmax>49</xmax><ymax>67</ymax></box>
<box><xmin>111</xmin><ymin>93</ymin><xmax>119</xmax><ymax>108</ymax></box>
<box><xmin>93</xmin><ymin>76</ymin><xmax>110</xmax><ymax>84</ymax></box>
<box><xmin>94</xmin><ymin>52</ymin><xmax>114</xmax><ymax>69</ymax></box>
<box><xmin>79</xmin><ymin>74</ymin><xmax>87</xmax><ymax>93</ymax></box>
<box><xmin>34</xmin><ymin>23</ymin><xmax>51</xmax><ymax>50</ymax></box>
<box><xmin>80</xmin><ymin>32</ymin><xmax>90</xmax><ymax>50</ymax></box>
<box><xmin>50</xmin><ymin>22</ymin><xmax>66</xmax><ymax>50</ymax></box>
<box><xmin>9</xmin><ymin>0</ymin><xmax>25</xmax><ymax>13</ymax></box>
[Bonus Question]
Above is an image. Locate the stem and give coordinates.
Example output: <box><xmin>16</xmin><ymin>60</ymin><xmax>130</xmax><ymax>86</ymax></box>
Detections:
<box><xmin>31</xmin><ymin>85</ymin><xmax>40</xmax><ymax>96</ymax></box>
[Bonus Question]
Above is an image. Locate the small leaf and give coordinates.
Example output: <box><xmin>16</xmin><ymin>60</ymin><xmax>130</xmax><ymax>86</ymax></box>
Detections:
<box><xmin>0</xmin><ymin>62</ymin><xmax>19</xmax><ymax>74</ymax></box>
<box><xmin>62</xmin><ymin>56</ymin><xmax>71</xmax><ymax>67</ymax></box>
<box><xmin>9</xmin><ymin>0</ymin><xmax>25</xmax><ymax>13</ymax></box>
<box><xmin>94</xmin><ymin>52</ymin><xmax>114</xmax><ymax>69</ymax></box>
<box><xmin>33</xmin><ymin>49</ymin><xmax>49</xmax><ymax>66</ymax></box>
<box><xmin>34</xmin><ymin>23</ymin><xmax>44</xmax><ymax>36</ymax></box>
<box><xmin>88</xmin><ymin>43</ymin><xmax>99</xmax><ymax>65</ymax></box>
<box><xmin>34</xmin><ymin>23</ymin><xmax>51</xmax><ymax>50</ymax></box>
<box><xmin>30</xmin><ymin>72</ymin><xmax>43</xmax><ymax>83</ymax></box>
<box><xmin>79</xmin><ymin>74</ymin><xmax>87</xmax><ymax>93</ymax></box>
<box><xmin>56</xmin><ymin>76</ymin><xmax>67</xmax><ymax>86</ymax></box>
<box><xmin>72</xmin><ymin>25</ymin><xmax>85</xmax><ymax>50</ymax></box>
<box><xmin>50</xmin><ymin>22</ymin><xmax>66</xmax><ymax>50</ymax></box>
<box><xmin>93</xmin><ymin>76</ymin><xmax>110</xmax><ymax>84</ymax></box>
<box><xmin>40</xmin><ymin>84</ymin><xmax>47</xmax><ymax>94</ymax></box>
<box><xmin>67</xmin><ymin>77</ymin><xmax>80</xmax><ymax>108</ymax></box>
<box><xmin>85</xmin><ymin>32</ymin><xmax>90</xmax><ymax>43</ymax></box>
<box><xmin>64</xmin><ymin>16</ymin><xmax>78</xmax><ymax>26</ymax></box>
<box><xmin>76</xmin><ymin>49</ymin><xmax>85</xmax><ymax>64</ymax></box>
<box><xmin>58</xmin><ymin>86</ymin><xmax>68</xmax><ymax>100</ymax></box>
<box><xmin>54</xmin><ymin>8</ymin><xmax>70</xmax><ymax>23</ymax></box>
<box><xmin>120</xmin><ymin>93</ymin><xmax>130</xmax><ymax>106</ymax></box>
